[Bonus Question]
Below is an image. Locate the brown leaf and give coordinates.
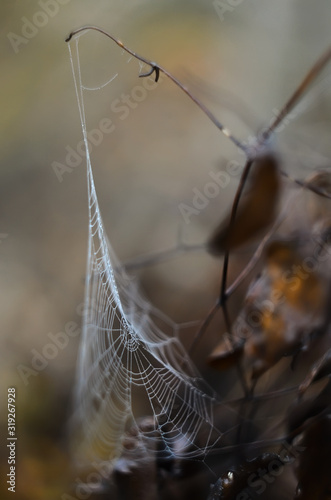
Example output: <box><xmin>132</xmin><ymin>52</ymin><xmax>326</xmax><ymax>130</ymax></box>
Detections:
<box><xmin>208</xmin><ymin>453</ymin><xmax>290</xmax><ymax>500</ymax></box>
<box><xmin>244</xmin><ymin>309</ymin><xmax>295</xmax><ymax>379</ymax></box>
<box><xmin>113</xmin><ymin>418</ymin><xmax>159</xmax><ymax>500</ymax></box>
<box><xmin>294</xmin><ymin>415</ymin><xmax>331</xmax><ymax>499</ymax></box>
<box><xmin>208</xmin><ymin>153</ymin><xmax>281</xmax><ymax>254</ymax></box>
<box><xmin>235</xmin><ymin>240</ymin><xmax>327</xmax><ymax>378</ymax></box>
<box><xmin>287</xmin><ymin>378</ymin><xmax>331</xmax><ymax>435</ymax></box>
<box><xmin>299</xmin><ymin>348</ymin><xmax>331</xmax><ymax>394</ymax></box>
<box><xmin>207</xmin><ymin>336</ymin><xmax>245</xmax><ymax>371</ymax></box>
<box><xmin>265</xmin><ymin>241</ymin><xmax>325</xmax><ymax>312</ymax></box>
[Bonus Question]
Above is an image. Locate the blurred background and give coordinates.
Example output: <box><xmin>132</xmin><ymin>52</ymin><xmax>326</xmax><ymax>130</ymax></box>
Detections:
<box><xmin>1</xmin><ymin>0</ymin><xmax>331</xmax><ymax>498</ymax></box>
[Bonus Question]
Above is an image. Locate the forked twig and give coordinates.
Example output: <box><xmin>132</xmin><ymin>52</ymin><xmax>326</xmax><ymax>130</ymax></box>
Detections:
<box><xmin>66</xmin><ymin>25</ymin><xmax>246</xmax><ymax>152</ymax></box>
<box><xmin>218</xmin><ymin>43</ymin><xmax>331</xmax><ymax>296</ymax></box>
<box><xmin>214</xmin><ymin>45</ymin><xmax>331</xmax><ymax>358</ymax></box>
<box><xmin>66</xmin><ymin>27</ymin><xmax>331</xmax><ymax>166</ymax></box>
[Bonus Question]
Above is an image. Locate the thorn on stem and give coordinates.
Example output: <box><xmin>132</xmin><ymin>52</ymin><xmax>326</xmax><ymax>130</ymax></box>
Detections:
<box><xmin>139</xmin><ymin>65</ymin><xmax>160</xmax><ymax>82</ymax></box>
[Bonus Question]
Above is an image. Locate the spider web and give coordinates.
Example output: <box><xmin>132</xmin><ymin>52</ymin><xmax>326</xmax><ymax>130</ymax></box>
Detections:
<box><xmin>68</xmin><ymin>32</ymin><xmax>230</xmax><ymax>467</ymax></box>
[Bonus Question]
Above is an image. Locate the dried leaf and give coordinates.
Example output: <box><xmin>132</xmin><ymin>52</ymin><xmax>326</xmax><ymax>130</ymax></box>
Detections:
<box><xmin>265</xmin><ymin>242</ymin><xmax>325</xmax><ymax>313</ymax></box>
<box><xmin>113</xmin><ymin>417</ymin><xmax>159</xmax><ymax>500</ymax></box>
<box><xmin>234</xmin><ymin>240</ymin><xmax>327</xmax><ymax>378</ymax></box>
<box><xmin>294</xmin><ymin>416</ymin><xmax>331</xmax><ymax>499</ymax></box>
<box><xmin>208</xmin><ymin>453</ymin><xmax>290</xmax><ymax>499</ymax></box>
<box><xmin>207</xmin><ymin>336</ymin><xmax>245</xmax><ymax>371</ymax></box>
<box><xmin>299</xmin><ymin>348</ymin><xmax>331</xmax><ymax>394</ymax></box>
<box><xmin>208</xmin><ymin>153</ymin><xmax>280</xmax><ymax>254</ymax></box>
<box><xmin>244</xmin><ymin>309</ymin><xmax>296</xmax><ymax>379</ymax></box>
<box><xmin>287</xmin><ymin>378</ymin><xmax>331</xmax><ymax>434</ymax></box>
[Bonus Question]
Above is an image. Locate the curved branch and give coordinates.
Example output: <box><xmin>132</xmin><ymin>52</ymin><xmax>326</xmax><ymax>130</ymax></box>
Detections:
<box><xmin>66</xmin><ymin>25</ymin><xmax>246</xmax><ymax>152</ymax></box>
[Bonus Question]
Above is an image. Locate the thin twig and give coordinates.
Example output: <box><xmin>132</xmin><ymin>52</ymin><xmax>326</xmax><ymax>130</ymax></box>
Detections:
<box><xmin>219</xmin><ymin>159</ymin><xmax>254</xmax><ymax>303</ymax></box>
<box><xmin>218</xmin><ymin>157</ymin><xmax>254</xmax><ymax>377</ymax></box>
<box><xmin>223</xmin><ymin>385</ymin><xmax>299</xmax><ymax>407</ymax></box>
<box><xmin>188</xmin><ymin>301</ymin><xmax>220</xmax><ymax>357</ymax></box>
<box><xmin>218</xmin><ymin>161</ymin><xmax>253</xmax><ymax>400</ymax></box>
<box><xmin>210</xmin><ymin>406</ymin><xmax>331</xmax><ymax>457</ymax></box>
<box><xmin>70</xmin><ymin>23</ymin><xmax>331</xmax><ymax>393</ymax></box>
<box><xmin>188</xmin><ymin>214</ymin><xmax>280</xmax><ymax>357</ymax></box>
<box><xmin>261</xmin><ymin>45</ymin><xmax>331</xmax><ymax>141</ymax></box>
<box><xmin>121</xmin><ymin>243</ymin><xmax>204</xmax><ymax>272</ymax></box>
<box><xmin>225</xmin><ymin>215</ymin><xmax>285</xmax><ymax>298</ymax></box>
<box><xmin>299</xmin><ymin>347</ymin><xmax>331</xmax><ymax>395</ymax></box>
<box><xmin>281</xmin><ymin>169</ymin><xmax>331</xmax><ymax>200</ymax></box>
<box><xmin>66</xmin><ymin>26</ymin><xmax>247</xmax><ymax>152</ymax></box>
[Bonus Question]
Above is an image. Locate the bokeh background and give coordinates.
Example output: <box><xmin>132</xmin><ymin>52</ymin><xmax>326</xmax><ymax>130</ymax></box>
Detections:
<box><xmin>1</xmin><ymin>1</ymin><xmax>331</xmax><ymax>498</ymax></box>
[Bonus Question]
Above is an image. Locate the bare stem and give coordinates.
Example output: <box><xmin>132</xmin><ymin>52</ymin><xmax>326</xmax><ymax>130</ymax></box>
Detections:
<box><xmin>261</xmin><ymin>45</ymin><xmax>331</xmax><ymax>141</ymax></box>
<box><xmin>219</xmin><ymin>159</ymin><xmax>254</xmax><ymax>306</ymax></box>
<box><xmin>188</xmin><ymin>301</ymin><xmax>220</xmax><ymax>357</ymax></box>
<box><xmin>66</xmin><ymin>25</ymin><xmax>246</xmax><ymax>152</ymax></box>
<box><xmin>121</xmin><ymin>243</ymin><xmax>204</xmax><ymax>272</ymax></box>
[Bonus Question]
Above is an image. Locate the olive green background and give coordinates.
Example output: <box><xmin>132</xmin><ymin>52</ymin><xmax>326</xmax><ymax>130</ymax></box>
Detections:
<box><xmin>1</xmin><ymin>1</ymin><xmax>331</xmax><ymax>498</ymax></box>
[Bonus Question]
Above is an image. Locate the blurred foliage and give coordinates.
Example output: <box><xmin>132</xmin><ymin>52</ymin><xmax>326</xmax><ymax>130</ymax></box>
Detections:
<box><xmin>1</xmin><ymin>0</ymin><xmax>331</xmax><ymax>499</ymax></box>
